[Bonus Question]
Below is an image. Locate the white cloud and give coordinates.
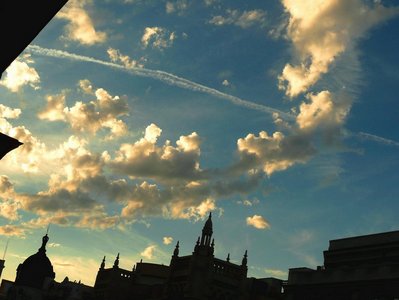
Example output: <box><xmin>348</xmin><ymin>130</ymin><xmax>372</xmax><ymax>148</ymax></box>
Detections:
<box><xmin>38</xmin><ymin>84</ymin><xmax>129</xmax><ymax>138</ymax></box>
<box><xmin>140</xmin><ymin>245</ymin><xmax>156</xmax><ymax>260</ymax></box>
<box><xmin>56</xmin><ymin>0</ymin><xmax>107</xmax><ymax>45</ymax></box>
<box><xmin>163</xmin><ymin>237</ymin><xmax>173</xmax><ymax>245</ymax></box>
<box><xmin>236</xmin><ymin>130</ymin><xmax>314</xmax><ymax>176</ymax></box>
<box><xmin>209</xmin><ymin>9</ymin><xmax>267</xmax><ymax>28</ymax></box>
<box><xmin>246</xmin><ymin>214</ymin><xmax>270</xmax><ymax>229</ymax></box>
<box><xmin>278</xmin><ymin>0</ymin><xmax>399</xmax><ymax>98</ymax></box>
<box><xmin>141</xmin><ymin>27</ymin><xmax>176</xmax><ymax>49</ymax></box>
<box><xmin>111</xmin><ymin>123</ymin><xmax>201</xmax><ymax>182</ymax></box>
<box><xmin>107</xmin><ymin>48</ymin><xmax>144</xmax><ymax>69</ymax></box>
<box><xmin>0</xmin><ymin>56</ymin><xmax>40</xmax><ymax>92</ymax></box>
<box><xmin>296</xmin><ymin>91</ymin><xmax>349</xmax><ymax>131</ymax></box>
<box><xmin>79</xmin><ymin>79</ymin><xmax>94</xmax><ymax>94</ymax></box>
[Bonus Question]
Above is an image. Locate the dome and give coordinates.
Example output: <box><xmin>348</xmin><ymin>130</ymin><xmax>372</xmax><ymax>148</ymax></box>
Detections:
<box><xmin>15</xmin><ymin>234</ymin><xmax>55</xmax><ymax>289</ymax></box>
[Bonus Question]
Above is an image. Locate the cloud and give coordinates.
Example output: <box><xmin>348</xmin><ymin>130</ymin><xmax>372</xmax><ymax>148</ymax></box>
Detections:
<box><xmin>264</xmin><ymin>268</ymin><xmax>288</xmax><ymax>278</ymax></box>
<box><xmin>38</xmin><ymin>83</ymin><xmax>130</xmax><ymax>138</ymax></box>
<box><xmin>246</xmin><ymin>215</ymin><xmax>270</xmax><ymax>229</ymax></box>
<box><xmin>163</xmin><ymin>237</ymin><xmax>173</xmax><ymax>245</ymax></box>
<box><xmin>166</xmin><ymin>0</ymin><xmax>188</xmax><ymax>15</ymax></box>
<box><xmin>141</xmin><ymin>27</ymin><xmax>176</xmax><ymax>49</ymax></box>
<box><xmin>27</xmin><ymin>45</ymin><xmax>293</xmax><ymax>120</ymax></box>
<box><xmin>236</xmin><ymin>130</ymin><xmax>315</xmax><ymax>176</ymax></box>
<box><xmin>237</xmin><ymin>198</ymin><xmax>259</xmax><ymax>206</ymax></box>
<box><xmin>0</xmin><ymin>105</ymin><xmax>21</xmax><ymax>119</ymax></box>
<box><xmin>0</xmin><ymin>225</ymin><xmax>26</xmax><ymax>237</ymax></box>
<box><xmin>296</xmin><ymin>91</ymin><xmax>350</xmax><ymax>131</ymax></box>
<box><xmin>209</xmin><ymin>9</ymin><xmax>267</xmax><ymax>28</ymax></box>
<box><xmin>111</xmin><ymin>123</ymin><xmax>202</xmax><ymax>181</ymax></box>
<box><xmin>278</xmin><ymin>0</ymin><xmax>399</xmax><ymax>98</ymax></box>
<box><xmin>0</xmin><ymin>109</ymin><xmax>48</xmax><ymax>173</ymax></box>
<box><xmin>140</xmin><ymin>245</ymin><xmax>156</xmax><ymax>260</ymax></box>
<box><xmin>78</xmin><ymin>79</ymin><xmax>94</xmax><ymax>94</ymax></box>
<box><xmin>0</xmin><ymin>55</ymin><xmax>40</xmax><ymax>92</ymax></box>
<box><xmin>107</xmin><ymin>48</ymin><xmax>144</xmax><ymax>69</ymax></box>
<box><xmin>56</xmin><ymin>0</ymin><xmax>107</xmax><ymax>45</ymax></box>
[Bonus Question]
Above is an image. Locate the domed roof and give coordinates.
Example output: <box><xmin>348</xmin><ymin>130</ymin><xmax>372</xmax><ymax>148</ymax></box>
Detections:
<box><xmin>15</xmin><ymin>234</ymin><xmax>55</xmax><ymax>289</ymax></box>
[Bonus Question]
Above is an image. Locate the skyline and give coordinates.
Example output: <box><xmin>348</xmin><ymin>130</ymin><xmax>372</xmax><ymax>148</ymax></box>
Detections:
<box><xmin>1</xmin><ymin>0</ymin><xmax>399</xmax><ymax>286</ymax></box>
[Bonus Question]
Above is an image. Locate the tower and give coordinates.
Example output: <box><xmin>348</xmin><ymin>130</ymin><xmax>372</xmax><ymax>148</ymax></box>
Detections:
<box><xmin>193</xmin><ymin>213</ymin><xmax>214</xmax><ymax>256</ymax></box>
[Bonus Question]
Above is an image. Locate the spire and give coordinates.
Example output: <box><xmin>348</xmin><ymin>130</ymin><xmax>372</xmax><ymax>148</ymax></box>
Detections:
<box><xmin>200</xmin><ymin>212</ymin><xmax>213</xmax><ymax>246</ymax></box>
<box><xmin>113</xmin><ymin>253</ymin><xmax>119</xmax><ymax>268</ymax></box>
<box><xmin>100</xmin><ymin>256</ymin><xmax>106</xmax><ymax>270</ymax></box>
<box><xmin>241</xmin><ymin>250</ymin><xmax>248</xmax><ymax>267</ymax></box>
<box><xmin>173</xmin><ymin>241</ymin><xmax>179</xmax><ymax>257</ymax></box>
<box><xmin>39</xmin><ymin>234</ymin><xmax>49</xmax><ymax>253</ymax></box>
<box><xmin>2</xmin><ymin>239</ymin><xmax>9</xmax><ymax>260</ymax></box>
<box><xmin>226</xmin><ymin>253</ymin><xmax>230</xmax><ymax>263</ymax></box>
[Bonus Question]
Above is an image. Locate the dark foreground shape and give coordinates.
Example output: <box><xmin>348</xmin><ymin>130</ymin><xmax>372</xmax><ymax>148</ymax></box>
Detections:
<box><xmin>0</xmin><ymin>133</ymin><xmax>22</xmax><ymax>160</ymax></box>
<box><xmin>0</xmin><ymin>0</ymin><xmax>69</xmax><ymax>76</ymax></box>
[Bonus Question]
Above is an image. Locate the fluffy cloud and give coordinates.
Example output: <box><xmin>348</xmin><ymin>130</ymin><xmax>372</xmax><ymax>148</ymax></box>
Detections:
<box><xmin>141</xmin><ymin>27</ymin><xmax>176</xmax><ymax>49</ymax></box>
<box><xmin>236</xmin><ymin>130</ymin><xmax>315</xmax><ymax>176</ymax></box>
<box><xmin>107</xmin><ymin>48</ymin><xmax>144</xmax><ymax>69</ymax></box>
<box><xmin>246</xmin><ymin>214</ymin><xmax>270</xmax><ymax>229</ymax></box>
<box><xmin>78</xmin><ymin>79</ymin><xmax>94</xmax><ymax>94</ymax></box>
<box><xmin>56</xmin><ymin>0</ymin><xmax>107</xmax><ymax>45</ymax></box>
<box><xmin>140</xmin><ymin>245</ymin><xmax>156</xmax><ymax>260</ymax></box>
<box><xmin>278</xmin><ymin>0</ymin><xmax>399</xmax><ymax>98</ymax></box>
<box><xmin>163</xmin><ymin>236</ymin><xmax>173</xmax><ymax>245</ymax></box>
<box><xmin>111</xmin><ymin>123</ymin><xmax>201</xmax><ymax>181</ymax></box>
<box><xmin>296</xmin><ymin>91</ymin><xmax>350</xmax><ymax>131</ymax></box>
<box><xmin>0</xmin><ymin>55</ymin><xmax>40</xmax><ymax>92</ymax></box>
<box><xmin>38</xmin><ymin>83</ymin><xmax>129</xmax><ymax>138</ymax></box>
<box><xmin>0</xmin><ymin>107</ymin><xmax>48</xmax><ymax>173</ymax></box>
<box><xmin>209</xmin><ymin>9</ymin><xmax>267</xmax><ymax>28</ymax></box>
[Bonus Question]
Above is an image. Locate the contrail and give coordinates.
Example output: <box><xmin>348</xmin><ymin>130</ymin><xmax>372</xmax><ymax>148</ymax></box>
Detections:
<box><xmin>357</xmin><ymin>132</ymin><xmax>399</xmax><ymax>148</ymax></box>
<box><xmin>26</xmin><ymin>45</ymin><xmax>294</xmax><ymax>121</ymax></box>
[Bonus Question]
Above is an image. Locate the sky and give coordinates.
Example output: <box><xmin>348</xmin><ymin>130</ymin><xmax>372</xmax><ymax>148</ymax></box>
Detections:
<box><xmin>1</xmin><ymin>0</ymin><xmax>399</xmax><ymax>286</ymax></box>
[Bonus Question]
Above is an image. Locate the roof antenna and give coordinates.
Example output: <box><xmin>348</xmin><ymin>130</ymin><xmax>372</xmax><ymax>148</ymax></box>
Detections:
<box><xmin>46</xmin><ymin>224</ymin><xmax>51</xmax><ymax>235</ymax></box>
<box><xmin>3</xmin><ymin>239</ymin><xmax>9</xmax><ymax>260</ymax></box>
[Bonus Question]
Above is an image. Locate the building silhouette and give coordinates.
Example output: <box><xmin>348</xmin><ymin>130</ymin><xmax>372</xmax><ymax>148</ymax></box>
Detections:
<box><xmin>283</xmin><ymin>230</ymin><xmax>399</xmax><ymax>300</ymax></box>
<box><xmin>2</xmin><ymin>234</ymin><xmax>93</xmax><ymax>300</ymax></box>
<box><xmin>94</xmin><ymin>213</ymin><xmax>283</xmax><ymax>300</ymax></box>
<box><xmin>2</xmin><ymin>220</ymin><xmax>399</xmax><ymax>299</ymax></box>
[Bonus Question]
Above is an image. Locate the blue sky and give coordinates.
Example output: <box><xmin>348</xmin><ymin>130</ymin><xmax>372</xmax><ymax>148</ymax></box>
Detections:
<box><xmin>1</xmin><ymin>0</ymin><xmax>399</xmax><ymax>285</ymax></box>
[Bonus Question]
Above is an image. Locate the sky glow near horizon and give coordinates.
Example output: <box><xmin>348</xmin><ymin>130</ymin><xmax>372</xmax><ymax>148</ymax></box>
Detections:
<box><xmin>1</xmin><ymin>0</ymin><xmax>399</xmax><ymax>286</ymax></box>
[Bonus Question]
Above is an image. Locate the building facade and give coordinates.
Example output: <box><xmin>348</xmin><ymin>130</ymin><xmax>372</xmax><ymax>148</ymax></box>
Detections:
<box><xmin>283</xmin><ymin>230</ymin><xmax>399</xmax><ymax>300</ymax></box>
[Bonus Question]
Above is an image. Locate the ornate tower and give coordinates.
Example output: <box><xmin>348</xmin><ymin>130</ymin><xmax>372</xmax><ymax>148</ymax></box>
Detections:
<box><xmin>193</xmin><ymin>213</ymin><xmax>214</xmax><ymax>256</ymax></box>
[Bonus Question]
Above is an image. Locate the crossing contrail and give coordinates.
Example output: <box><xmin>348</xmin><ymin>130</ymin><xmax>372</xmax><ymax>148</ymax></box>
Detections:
<box><xmin>26</xmin><ymin>45</ymin><xmax>294</xmax><ymax>121</ymax></box>
<box><xmin>25</xmin><ymin>45</ymin><xmax>399</xmax><ymax>150</ymax></box>
<box><xmin>357</xmin><ymin>132</ymin><xmax>399</xmax><ymax>147</ymax></box>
